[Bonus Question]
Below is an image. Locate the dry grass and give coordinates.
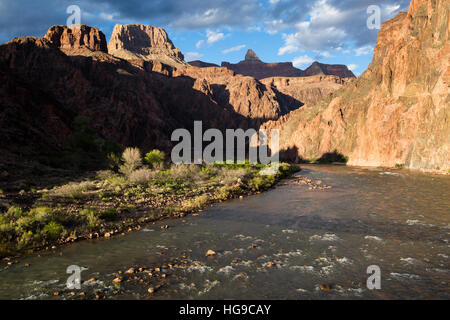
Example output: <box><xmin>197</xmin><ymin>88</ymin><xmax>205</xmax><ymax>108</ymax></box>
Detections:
<box><xmin>218</xmin><ymin>168</ymin><xmax>249</xmax><ymax>185</ymax></box>
<box><xmin>128</xmin><ymin>168</ymin><xmax>156</xmax><ymax>185</ymax></box>
<box><xmin>49</xmin><ymin>181</ymin><xmax>96</xmax><ymax>199</ymax></box>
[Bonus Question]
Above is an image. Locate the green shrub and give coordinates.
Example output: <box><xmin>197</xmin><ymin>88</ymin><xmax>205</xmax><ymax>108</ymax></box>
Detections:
<box><xmin>107</xmin><ymin>152</ymin><xmax>122</xmax><ymax>171</ymax></box>
<box><xmin>7</xmin><ymin>206</ymin><xmax>26</xmax><ymax>219</ymax></box>
<box><xmin>144</xmin><ymin>150</ymin><xmax>165</xmax><ymax>168</ymax></box>
<box><xmin>248</xmin><ymin>175</ymin><xmax>275</xmax><ymax>191</ymax></box>
<box><xmin>82</xmin><ymin>208</ymin><xmax>99</xmax><ymax>228</ymax></box>
<box><xmin>42</xmin><ymin>221</ymin><xmax>64</xmax><ymax>240</ymax></box>
<box><xmin>99</xmin><ymin>208</ymin><xmax>119</xmax><ymax>222</ymax></box>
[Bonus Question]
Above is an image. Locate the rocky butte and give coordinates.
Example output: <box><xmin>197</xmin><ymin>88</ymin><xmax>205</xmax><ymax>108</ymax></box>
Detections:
<box><xmin>108</xmin><ymin>24</ymin><xmax>186</xmax><ymax>67</ymax></box>
<box><xmin>262</xmin><ymin>0</ymin><xmax>449</xmax><ymax>171</ymax></box>
<box><xmin>219</xmin><ymin>49</ymin><xmax>355</xmax><ymax>80</ymax></box>
<box><xmin>304</xmin><ymin>61</ymin><xmax>355</xmax><ymax>78</ymax></box>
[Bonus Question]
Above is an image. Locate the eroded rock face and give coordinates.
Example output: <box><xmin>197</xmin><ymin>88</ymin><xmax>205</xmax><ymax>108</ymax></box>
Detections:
<box><xmin>188</xmin><ymin>60</ymin><xmax>219</xmax><ymax>68</ymax></box>
<box><xmin>174</xmin><ymin>66</ymin><xmax>300</xmax><ymax>123</ymax></box>
<box><xmin>108</xmin><ymin>24</ymin><xmax>186</xmax><ymax>67</ymax></box>
<box><xmin>221</xmin><ymin>49</ymin><xmax>305</xmax><ymax>80</ymax></box>
<box><xmin>44</xmin><ymin>25</ymin><xmax>108</xmax><ymax>53</ymax></box>
<box><xmin>262</xmin><ymin>0</ymin><xmax>450</xmax><ymax>171</ymax></box>
<box><xmin>0</xmin><ymin>26</ymin><xmax>301</xmax><ymax>162</ymax></box>
<box><xmin>221</xmin><ymin>49</ymin><xmax>355</xmax><ymax>80</ymax></box>
<box><xmin>261</xmin><ymin>75</ymin><xmax>349</xmax><ymax>106</ymax></box>
<box><xmin>304</xmin><ymin>62</ymin><xmax>355</xmax><ymax>78</ymax></box>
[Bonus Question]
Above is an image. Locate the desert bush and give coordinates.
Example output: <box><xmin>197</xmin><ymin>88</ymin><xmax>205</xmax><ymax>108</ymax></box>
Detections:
<box><xmin>144</xmin><ymin>150</ymin><xmax>166</xmax><ymax>168</ymax></box>
<box><xmin>169</xmin><ymin>164</ymin><xmax>193</xmax><ymax>183</ymax></box>
<box><xmin>218</xmin><ymin>168</ymin><xmax>249</xmax><ymax>185</ymax></box>
<box><xmin>129</xmin><ymin>168</ymin><xmax>156</xmax><ymax>185</ymax></box>
<box><xmin>96</xmin><ymin>170</ymin><xmax>115</xmax><ymax>181</ymax></box>
<box><xmin>107</xmin><ymin>152</ymin><xmax>122</xmax><ymax>171</ymax></box>
<box><xmin>49</xmin><ymin>181</ymin><xmax>96</xmax><ymax>199</ymax></box>
<box><xmin>182</xmin><ymin>195</ymin><xmax>209</xmax><ymax>212</ymax></box>
<box><xmin>169</xmin><ymin>164</ymin><xmax>208</xmax><ymax>185</ymax></box>
<box><xmin>120</xmin><ymin>147</ymin><xmax>142</xmax><ymax>176</ymax></box>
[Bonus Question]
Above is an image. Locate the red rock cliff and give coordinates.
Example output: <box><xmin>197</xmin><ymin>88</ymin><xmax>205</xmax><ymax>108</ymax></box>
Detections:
<box><xmin>262</xmin><ymin>0</ymin><xmax>449</xmax><ymax>171</ymax></box>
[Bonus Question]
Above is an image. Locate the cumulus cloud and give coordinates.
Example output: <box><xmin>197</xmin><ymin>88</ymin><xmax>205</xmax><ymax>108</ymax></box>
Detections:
<box><xmin>222</xmin><ymin>44</ymin><xmax>246</xmax><ymax>54</ymax></box>
<box><xmin>206</xmin><ymin>30</ymin><xmax>226</xmax><ymax>44</ymax></box>
<box><xmin>292</xmin><ymin>55</ymin><xmax>314</xmax><ymax>68</ymax></box>
<box><xmin>0</xmin><ymin>0</ymin><xmax>261</xmax><ymax>42</ymax></box>
<box><xmin>275</xmin><ymin>0</ymin><xmax>410</xmax><ymax>55</ymax></box>
<box><xmin>196</xmin><ymin>40</ymin><xmax>205</xmax><ymax>49</ymax></box>
<box><xmin>0</xmin><ymin>0</ymin><xmax>411</xmax><ymax>51</ymax></box>
<box><xmin>348</xmin><ymin>64</ymin><xmax>358</xmax><ymax>71</ymax></box>
<box><xmin>184</xmin><ymin>52</ymin><xmax>203</xmax><ymax>61</ymax></box>
<box><xmin>354</xmin><ymin>45</ymin><xmax>373</xmax><ymax>56</ymax></box>
<box><xmin>265</xmin><ymin>19</ymin><xmax>288</xmax><ymax>34</ymax></box>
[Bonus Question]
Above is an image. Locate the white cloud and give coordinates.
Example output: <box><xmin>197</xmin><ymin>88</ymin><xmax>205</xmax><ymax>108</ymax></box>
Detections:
<box><xmin>354</xmin><ymin>45</ymin><xmax>373</xmax><ymax>56</ymax></box>
<box><xmin>206</xmin><ymin>29</ymin><xmax>225</xmax><ymax>44</ymax></box>
<box><xmin>196</xmin><ymin>40</ymin><xmax>205</xmax><ymax>49</ymax></box>
<box><xmin>348</xmin><ymin>64</ymin><xmax>358</xmax><ymax>71</ymax></box>
<box><xmin>384</xmin><ymin>4</ymin><xmax>401</xmax><ymax>17</ymax></box>
<box><xmin>278</xmin><ymin>45</ymin><xmax>299</xmax><ymax>55</ymax></box>
<box><xmin>184</xmin><ymin>52</ymin><xmax>203</xmax><ymax>61</ymax></box>
<box><xmin>278</xmin><ymin>33</ymin><xmax>300</xmax><ymax>55</ymax></box>
<box><xmin>265</xmin><ymin>19</ymin><xmax>287</xmax><ymax>35</ymax></box>
<box><xmin>222</xmin><ymin>44</ymin><xmax>246</xmax><ymax>54</ymax></box>
<box><xmin>269</xmin><ymin>0</ymin><xmax>280</xmax><ymax>4</ymax></box>
<box><xmin>292</xmin><ymin>55</ymin><xmax>314</xmax><ymax>68</ymax></box>
<box><xmin>278</xmin><ymin>0</ymin><xmax>349</xmax><ymax>53</ymax></box>
<box><xmin>318</xmin><ymin>50</ymin><xmax>333</xmax><ymax>58</ymax></box>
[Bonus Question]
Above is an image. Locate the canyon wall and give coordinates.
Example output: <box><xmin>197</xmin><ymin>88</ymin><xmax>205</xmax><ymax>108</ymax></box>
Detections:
<box><xmin>263</xmin><ymin>0</ymin><xmax>449</xmax><ymax>171</ymax></box>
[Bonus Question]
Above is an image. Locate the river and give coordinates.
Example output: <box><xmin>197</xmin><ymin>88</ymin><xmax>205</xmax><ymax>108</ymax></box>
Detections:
<box><xmin>0</xmin><ymin>165</ymin><xmax>449</xmax><ymax>299</ymax></box>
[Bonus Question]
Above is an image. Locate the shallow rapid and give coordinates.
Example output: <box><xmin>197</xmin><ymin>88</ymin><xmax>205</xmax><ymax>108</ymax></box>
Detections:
<box><xmin>1</xmin><ymin>165</ymin><xmax>449</xmax><ymax>299</ymax></box>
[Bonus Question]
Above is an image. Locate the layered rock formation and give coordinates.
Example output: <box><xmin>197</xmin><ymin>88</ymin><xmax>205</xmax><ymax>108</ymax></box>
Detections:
<box><xmin>304</xmin><ymin>61</ymin><xmax>355</xmax><ymax>78</ymax></box>
<box><xmin>174</xmin><ymin>66</ymin><xmax>301</xmax><ymax>123</ymax></box>
<box><xmin>221</xmin><ymin>49</ymin><xmax>305</xmax><ymax>80</ymax></box>
<box><xmin>0</xmin><ymin>24</ymin><xmax>301</xmax><ymax>163</ymax></box>
<box><xmin>44</xmin><ymin>25</ymin><xmax>108</xmax><ymax>53</ymax></box>
<box><xmin>108</xmin><ymin>24</ymin><xmax>186</xmax><ymax>67</ymax></box>
<box><xmin>188</xmin><ymin>60</ymin><xmax>219</xmax><ymax>68</ymax></box>
<box><xmin>263</xmin><ymin>0</ymin><xmax>449</xmax><ymax>171</ymax></box>
<box><xmin>221</xmin><ymin>49</ymin><xmax>355</xmax><ymax>80</ymax></box>
<box><xmin>261</xmin><ymin>75</ymin><xmax>349</xmax><ymax>107</ymax></box>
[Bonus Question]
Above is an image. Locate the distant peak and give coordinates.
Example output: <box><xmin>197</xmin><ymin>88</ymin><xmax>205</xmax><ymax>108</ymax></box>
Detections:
<box><xmin>245</xmin><ymin>49</ymin><xmax>261</xmax><ymax>62</ymax></box>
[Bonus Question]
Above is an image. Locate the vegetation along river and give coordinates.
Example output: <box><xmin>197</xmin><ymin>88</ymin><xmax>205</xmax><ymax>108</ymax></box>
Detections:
<box><xmin>0</xmin><ymin>165</ymin><xmax>448</xmax><ymax>299</ymax></box>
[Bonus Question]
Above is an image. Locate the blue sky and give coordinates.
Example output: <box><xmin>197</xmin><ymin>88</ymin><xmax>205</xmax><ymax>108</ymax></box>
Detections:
<box><xmin>0</xmin><ymin>0</ymin><xmax>411</xmax><ymax>75</ymax></box>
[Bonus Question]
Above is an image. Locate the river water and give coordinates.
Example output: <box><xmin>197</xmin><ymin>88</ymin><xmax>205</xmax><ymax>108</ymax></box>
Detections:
<box><xmin>0</xmin><ymin>165</ymin><xmax>449</xmax><ymax>300</ymax></box>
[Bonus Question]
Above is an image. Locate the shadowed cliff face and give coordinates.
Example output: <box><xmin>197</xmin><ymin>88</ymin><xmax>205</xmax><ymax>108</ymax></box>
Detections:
<box><xmin>261</xmin><ymin>75</ymin><xmax>350</xmax><ymax>107</ymax></box>
<box><xmin>263</xmin><ymin>0</ymin><xmax>449</xmax><ymax>171</ymax></box>
<box><xmin>0</xmin><ymin>24</ymin><xmax>307</xmax><ymax>167</ymax></box>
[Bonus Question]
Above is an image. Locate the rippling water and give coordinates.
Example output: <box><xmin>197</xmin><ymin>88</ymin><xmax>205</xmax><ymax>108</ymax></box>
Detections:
<box><xmin>0</xmin><ymin>165</ymin><xmax>449</xmax><ymax>299</ymax></box>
